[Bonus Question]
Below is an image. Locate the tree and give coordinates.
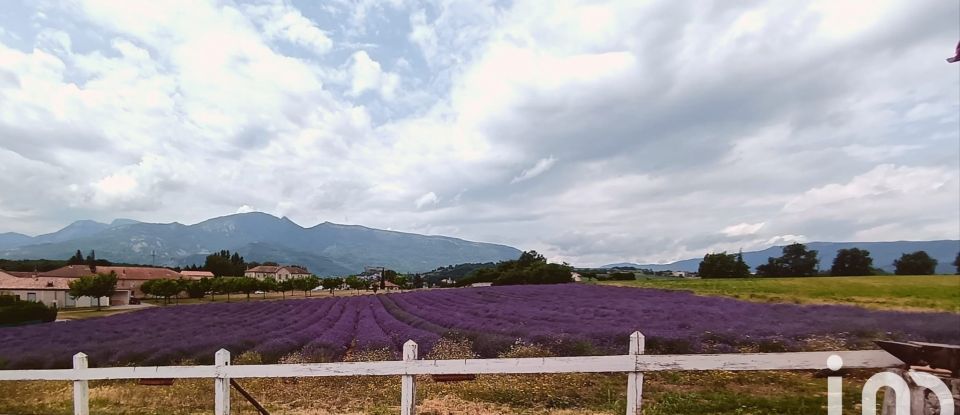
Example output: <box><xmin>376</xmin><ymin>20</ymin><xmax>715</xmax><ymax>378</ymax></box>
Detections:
<box><xmin>893</xmin><ymin>251</ymin><xmax>938</xmax><ymax>275</ymax></box>
<box><xmin>393</xmin><ymin>275</ymin><xmax>409</xmax><ymax>288</ymax></box>
<box><xmin>260</xmin><ymin>277</ymin><xmax>278</xmax><ymax>299</ymax></box>
<box><xmin>149</xmin><ymin>279</ymin><xmax>182</xmax><ymax>305</ymax></box>
<box><xmin>86</xmin><ymin>250</ymin><xmax>97</xmax><ymax>272</ymax></box>
<box><xmin>291</xmin><ymin>276</ymin><xmax>320</xmax><ymax>297</ymax></box>
<box><xmin>457</xmin><ymin>251</ymin><xmax>573</xmax><ymax>286</ymax></box>
<box><xmin>321</xmin><ymin>277</ymin><xmax>343</xmax><ymax>295</ymax></box>
<box><xmin>185</xmin><ymin>278</ymin><xmax>210</xmax><ymax>299</ymax></box>
<box><xmin>204</xmin><ymin>250</ymin><xmax>247</xmax><ymax>277</ymax></box>
<box><xmin>413</xmin><ymin>273</ymin><xmax>424</xmax><ymax>289</ymax></box>
<box><xmin>279</xmin><ymin>279</ymin><xmax>293</xmax><ymax>299</ymax></box>
<box><xmin>756</xmin><ymin>243</ymin><xmax>819</xmax><ymax>277</ymax></box>
<box><xmin>237</xmin><ymin>277</ymin><xmax>259</xmax><ymax>301</ymax></box>
<box><xmin>953</xmin><ymin>252</ymin><xmax>959</xmax><ymax>275</ymax></box>
<box><xmin>211</xmin><ymin>277</ymin><xmax>238</xmax><ymax>302</ymax></box>
<box><xmin>345</xmin><ymin>276</ymin><xmax>365</xmax><ymax>293</ymax></box>
<box><xmin>830</xmin><ymin>248</ymin><xmax>874</xmax><ymax>276</ymax></box>
<box><xmin>68</xmin><ymin>272</ymin><xmax>118</xmax><ymax>310</ymax></box>
<box><xmin>698</xmin><ymin>252</ymin><xmax>750</xmax><ymax>278</ymax></box>
<box><xmin>67</xmin><ymin>250</ymin><xmax>85</xmax><ymax>265</ymax></box>
<box><xmin>697</xmin><ymin>251</ymin><xmax>750</xmax><ymax>279</ymax></box>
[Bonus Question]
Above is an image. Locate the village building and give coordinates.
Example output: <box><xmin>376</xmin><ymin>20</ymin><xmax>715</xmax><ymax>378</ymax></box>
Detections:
<box><xmin>0</xmin><ymin>270</ymin><xmax>112</xmax><ymax>308</ymax></box>
<box><xmin>244</xmin><ymin>265</ymin><xmax>310</xmax><ymax>281</ymax></box>
<box><xmin>180</xmin><ymin>270</ymin><xmax>214</xmax><ymax>279</ymax></box>
<box><xmin>40</xmin><ymin>265</ymin><xmax>182</xmax><ymax>303</ymax></box>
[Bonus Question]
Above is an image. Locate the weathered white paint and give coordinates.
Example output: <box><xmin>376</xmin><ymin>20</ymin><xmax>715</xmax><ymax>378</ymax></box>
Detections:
<box><xmin>215</xmin><ymin>349</ymin><xmax>231</xmax><ymax>415</ymax></box>
<box><xmin>0</xmin><ymin>350</ymin><xmax>901</xmax><ymax>382</ymax></box>
<box><xmin>401</xmin><ymin>340</ymin><xmax>418</xmax><ymax>415</ymax></box>
<box><xmin>626</xmin><ymin>331</ymin><xmax>644</xmax><ymax>415</ymax></box>
<box><xmin>0</xmin><ymin>336</ymin><xmax>906</xmax><ymax>415</ymax></box>
<box><xmin>0</xmin><ymin>365</ymin><xmax>216</xmax><ymax>381</ymax></box>
<box><xmin>72</xmin><ymin>353</ymin><xmax>88</xmax><ymax>415</ymax></box>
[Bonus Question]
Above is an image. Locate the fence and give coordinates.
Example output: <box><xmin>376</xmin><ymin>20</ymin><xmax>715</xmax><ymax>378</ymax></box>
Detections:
<box><xmin>0</xmin><ymin>331</ymin><xmax>903</xmax><ymax>415</ymax></box>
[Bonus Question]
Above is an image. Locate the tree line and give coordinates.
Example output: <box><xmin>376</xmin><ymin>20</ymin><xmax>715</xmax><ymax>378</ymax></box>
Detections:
<box><xmin>457</xmin><ymin>251</ymin><xmax>572</xmax><ymax>286</ymax></box>
<box><xmin>698</xmin><ymin>243</ymin><xmax>957</xmax><ymax>278</ymax></box>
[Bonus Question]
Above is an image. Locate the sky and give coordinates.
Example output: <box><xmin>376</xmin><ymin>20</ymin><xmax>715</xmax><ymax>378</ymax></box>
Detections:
<box><xmin>0</xmin><ymin>0</ymin><xmax>958</xmax><ymax>267</ymax></box>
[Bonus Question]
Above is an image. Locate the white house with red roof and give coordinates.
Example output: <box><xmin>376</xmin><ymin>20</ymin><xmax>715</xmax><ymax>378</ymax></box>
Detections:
<box><xmin>0</xmin><ymin>270</ymin><xmax>111</xmax><ymax>308</ymax></box>
<box><xmin>37</xmin><ymin>265</ymin><xmax>182</xmax><ymax>304</ymax></box>
<box><xmin>244</xmin><ymin>265</ymin><xmax>311</xmax><ymax>281</ymax></box>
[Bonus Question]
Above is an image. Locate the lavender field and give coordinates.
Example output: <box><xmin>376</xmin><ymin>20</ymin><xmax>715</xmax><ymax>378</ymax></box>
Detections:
<box><xmin>1</xmin><ymin>284</ymin><xmax>958</xmax><ymax>369</ymax></box>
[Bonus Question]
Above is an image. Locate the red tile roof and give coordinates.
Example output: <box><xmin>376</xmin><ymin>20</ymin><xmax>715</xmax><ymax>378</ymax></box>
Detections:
<box><xmin>40</xmin><ymin>265</ymin><xmax>181</xmax><ymax>280</ymax></box>
<box><xmin>246</xmin><ymin>265</ymin><xmax>280</xmax><ymax>273</ymax></box>
<box><xmin>4</xmin><ymin>271</ymin><xmax>38</xmax><ymax>278</ymax></box>
<box><xmin>283</xmin><ymin>266</ymin><xmax>310</xmax><ymax>274</ymax></box>
<box><xmin>180</xmin><ymin>270</ymin><xmax>214</xmax><ymax>279</ymax></box>
<box><xmin>0</xmin><ymin>271</ymin><xmax>71</xmax><ymax>290</ymax></box>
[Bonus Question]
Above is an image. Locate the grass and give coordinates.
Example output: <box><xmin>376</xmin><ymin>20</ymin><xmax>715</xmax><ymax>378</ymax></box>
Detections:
<box><xmin>0</xmin><ymin>370</ymin><xmax>881</xmax><ymax>414</ymax></box>
<box><xmin>595</xmin><ymin>275</ymin><xmax>960</xmax><ymax>312</ymax></box>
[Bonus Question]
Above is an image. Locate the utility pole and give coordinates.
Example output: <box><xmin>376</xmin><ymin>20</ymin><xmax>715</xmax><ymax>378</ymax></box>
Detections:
<box><xmin>151</xmin><ymin>251</ymin><xmax>156</xmax><ymax>267</ymax></box>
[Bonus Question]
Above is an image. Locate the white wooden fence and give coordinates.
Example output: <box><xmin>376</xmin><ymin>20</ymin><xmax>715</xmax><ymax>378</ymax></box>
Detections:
<box><xmin>0</xmin><ymin>331</ymin><xmax>903</xmax><ymax>415</ymax></box>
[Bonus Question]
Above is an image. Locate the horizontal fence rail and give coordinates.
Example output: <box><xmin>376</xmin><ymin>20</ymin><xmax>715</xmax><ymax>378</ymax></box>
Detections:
<box><xmin>0</xmin><ymin>350</ymin><xmax>902</xmax><ymax>381</ymax></box>
<box><xmin>0</xmin><ymin>331</ymin><xmax>904</xmax><ymax>415</ymax></box>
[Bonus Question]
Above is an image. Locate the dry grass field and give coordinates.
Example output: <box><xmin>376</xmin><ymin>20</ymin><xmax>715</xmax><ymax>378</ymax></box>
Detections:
<box><xmin>598</xmin><ymin>275</ymin><xmax>960</xmax><ymax>312</ymax></box>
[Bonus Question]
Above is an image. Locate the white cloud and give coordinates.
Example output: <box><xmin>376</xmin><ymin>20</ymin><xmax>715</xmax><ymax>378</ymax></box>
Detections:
<box><xmin>348</xmin><ymin>50</ymin><xmax>399</xmax><ymax>99</ymax></box>
<box><xmin>783</xmin><ymin>164</ymin><xmax>953</xmax><ymax>213</ymax></box>
<box><xmin>414</xmin><ymin>192</ymin><xmax>439</xmax><ymax>209</ymax></box>
<box><xmin>511</xmin><ymin>156</ymin><xmax>557</xmax><ymax>184</ymax></box>
<box><xmin>236</xmin><ymin>205</ymin><xmax>256</xmax><ymax>214</ymax></box>
<box><xmin>0</xmin><ymin>0</ymin><xmax>957</xmax><ymax>267</ymax></box>
<box><xmin>246</xmin><ymin>0</ymin><xmax>333</xmax><ymax>54</ymax></box>
<box><xmin>722</xmin><ymin>222</ymin><xmax>766</xmax><ymax>237</ymax></box>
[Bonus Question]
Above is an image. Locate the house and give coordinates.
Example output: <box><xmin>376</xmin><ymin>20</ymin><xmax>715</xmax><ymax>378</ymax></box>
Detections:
<box><xmin>180</xmin><ymin>270</ymin><xmax>214</xmax><ymax>279</ymax></box>
<box><xmin>571</xmin><ymin>272</ymin><xmax>583</xmax><ymax>282</ymax></box>
<box><xmin>244</xmin><ymin>265</ymin><xmax>311</xmax><ymax>281</ymax></box>
<box><xmin>0</xmin><ymin>270</ymin><xmax>112</xmax><ymax>309</ymax></box>
<box><xmin>40</xmin><ymin>265</ymin><xmax>181</xmax><ymax>302</ymax></box>
<box><xmin>382</xmin><ymin>280</ymin><xmax>401</xmax><ymax>292</ymax></box>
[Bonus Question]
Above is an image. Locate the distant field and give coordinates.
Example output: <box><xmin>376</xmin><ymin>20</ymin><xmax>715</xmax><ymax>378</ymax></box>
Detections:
<box><xmin>597</xmin><ymin>275</ymin><xmax>960</xmax><ymax>312</ymax></box>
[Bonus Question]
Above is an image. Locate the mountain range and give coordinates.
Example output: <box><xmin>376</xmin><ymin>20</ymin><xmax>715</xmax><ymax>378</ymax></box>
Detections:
<box><xmin>603</xmin><ymin>240</ymin><xmax>960</xmax><ymax>274</ymax></box>
<box><xmin>0</xmin><ymin>213</ymin><xmax>521</xmax><ymax>275</ymax></box>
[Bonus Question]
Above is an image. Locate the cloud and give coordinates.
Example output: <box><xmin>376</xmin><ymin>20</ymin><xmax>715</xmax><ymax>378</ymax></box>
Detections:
<box><xmin>347</xmin><ymin>50</ymin><xmax>399</xmax><ymax>99</ymax></box>
<box><xmin>414</xmin><ymin>192</ymin><xmax>439</xmax><ymax>209</ymax></box>
<box><xmin>236</xmin><ymin>205</ymin><xmax>256</xmax><ymax>214</ymax></box>
<box><xmin>245</xmin><ymin>0</ymin><xmax>333</xmax><ymax>54</ymax></box>
<box><xmin>0</xmin><ymin>0</ymin><xmax>956</xmax><ymax>266</ymax></box>
<box><xmin>721</xmin><ymin>222</ymin><xmax>766</xmax><ymax>237</ymax></box>
<box><xmin>511</xmin><ymin>156</ymin><xmax>557</xmax><ymax>184</ymax></box>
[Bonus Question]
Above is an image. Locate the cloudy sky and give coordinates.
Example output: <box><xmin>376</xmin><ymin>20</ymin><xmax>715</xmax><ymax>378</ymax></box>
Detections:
<box><xmin>0</xmin><ymin>0</ymin><xmax>957</xmax><ymax>266</ymax></box>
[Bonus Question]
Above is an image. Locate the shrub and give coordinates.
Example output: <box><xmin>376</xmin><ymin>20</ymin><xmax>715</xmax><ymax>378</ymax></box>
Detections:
<box><xmin>0</xmin><ymin>297</ymin><xmax>57</xmax><ymax>326</ymax></box>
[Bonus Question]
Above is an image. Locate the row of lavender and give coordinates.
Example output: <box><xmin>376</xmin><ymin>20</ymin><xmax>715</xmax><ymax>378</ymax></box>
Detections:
<box><xmin>0</xmin><ymin>285</ymin><xmax>957</xmax><ymax>369</ymax></box>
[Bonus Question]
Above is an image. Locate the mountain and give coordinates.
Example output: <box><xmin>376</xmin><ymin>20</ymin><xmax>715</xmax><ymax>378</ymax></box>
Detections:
<box><xmin>603</xmin><ymin>240</ymin><xmax>960</xmax><ymax>274</ymax></box>
<box><xmin>0</xmin><ymin>212</ymin><xmax>521</xmax><ymax>275</ymax></box>
<box><xmin>0</xmin><ymin>232</ymin><xmax>33</xmax><ymax>250</ymax></box>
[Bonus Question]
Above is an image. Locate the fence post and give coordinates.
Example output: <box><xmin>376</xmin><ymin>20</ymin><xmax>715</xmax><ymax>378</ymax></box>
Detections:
<box><xmin>401</xmin><ymin>340</ymin><xmax>418</xmax><ymax>415</ymax></box>
<box><xmin>215</xmin><ymin>349</ymin><xmax>231</xmax><ymax>415</ymax></box>
<box><xmin>73</xmin><ymin>353</ymin><xmax>89</xmax><ymax>415</ymax></box>
<box><xmin>626</xmin><ymin>331</ymin><xmax>645</xmax><ymax>415</ymax></box>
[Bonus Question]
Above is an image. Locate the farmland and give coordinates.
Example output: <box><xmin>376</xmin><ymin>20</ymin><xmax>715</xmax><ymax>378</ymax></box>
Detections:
<box><xmin>597</xmin><ymin>275</ymin><xmax>960</xmax><ymax>312</ymax></box>
<box><xmin>1</xmin><ymin>284</ymin><xmax>957</xmax><ymax>370</ymax></box>
<box><xmin>1</xmin><ymin>283</ymin><xmax>959</xmax><ymax>414</ymax></box>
